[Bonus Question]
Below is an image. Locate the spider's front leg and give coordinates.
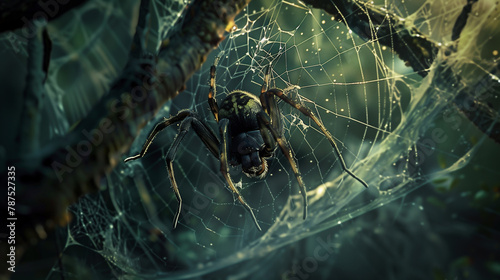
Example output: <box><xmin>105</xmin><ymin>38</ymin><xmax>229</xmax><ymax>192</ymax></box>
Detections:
<box><xmin>263</xmin><ymin>88</ymin><xmax>368</xmax><ymax>189</ymax></box>
<box><xmin>208</xmin><ymin>57</ymin><xmax>220</xmax><ymax>122</ymax></box>
<box><xmin>124</xmin><ymin>110</ymin><xmax>220</xmax><ymax>229</ymax></box>
<box><xmin>260</xmin><ymin>65</ymin><xmax>368</xmax><ymax>189</ymax></box>
<box><xmin>124</xmin><ymin>110</ymin><xmax>192</xmax><ymax>162</ymax></box>
<box><xmin>258</xmin><ymin>65</ymin><xmax>308</xmax><ymax>219</ymax></box>
<box><xmin>260</xmin><ymin>65</ymin><xmax>282</xmax><ymax>131</ymax></box>
<box><xmin>257</xmin><ymin>112</ymin><xmax>308</xmax><ymax>220</ymax></box>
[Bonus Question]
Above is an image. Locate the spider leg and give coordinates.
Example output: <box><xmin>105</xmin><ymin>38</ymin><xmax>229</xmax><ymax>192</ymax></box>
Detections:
<box><xmin>257</xmin><ymin>112</ymin><xmax>308</xmax><ymax>220</ymax></box>
<box><xmin>260</xmin><ymin>64</ymin><xmax>270</xmax><ymax>94</ymax></box>
<box><xmin>219</xmin><ymin>119</ymin><xmax>262</xmax><ymax>231</ymax></box>
<box><xmin>191</xmin><ymin>118</ymin><xmax>220</xmax><ymax>158</ymax></box>
<box><xmin>164</xmin><ymin>117</ymin><xmax>194</xmax><ymax>229</ymax></box>
<box><xmin>125</xmin><ymin>110</ymin><xmax>220</xmax><ymax>229</ymax></box>
<box><xmin>263</xmin><ymin>88</ymin><xmax>369</xmax><ymax>189</ymax></box>
<box><xmin>166</xmin><ymin>115</ymin><xmax>221</xmax><ymax>228</ymax></box>
<box><xmin>260</xmin><ymin>65</ymin><xmax>282</xmax><ymax>131</ymax></box>
<box><xmin>208</xmin><ymin>57</ymin><xmax>220</xmax><ymax>122</ymax></box>
<box><xmin>124</xmin><ymin>110</ymin><xmax>192</xmax><ymax>162</ymax></box>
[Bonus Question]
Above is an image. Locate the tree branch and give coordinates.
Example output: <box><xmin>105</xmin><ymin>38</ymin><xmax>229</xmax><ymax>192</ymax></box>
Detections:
<box><xmin>301</xmin><ymin>0</ymin><xmax>500</xmax><ymax>143</ymax></box>
<box><xmin>15</xmin><ymin>20</ymin><xmax>50</xmax><ymax>155</ymax></box>
<box><xmin>301</xmin><ymin>0</ymin><xmax>438</xmax><ymax>76</ymax></box>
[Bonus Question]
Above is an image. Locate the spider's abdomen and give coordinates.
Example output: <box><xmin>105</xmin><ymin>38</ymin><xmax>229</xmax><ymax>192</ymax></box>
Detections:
<box><xmin>218</xmin><ymin>91</ymin><xmax>263</xmax><ymax>134</ymax></box>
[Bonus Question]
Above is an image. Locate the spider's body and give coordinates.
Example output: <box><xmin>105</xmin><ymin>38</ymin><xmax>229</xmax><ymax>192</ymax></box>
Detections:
<box><xmin>219</xmin><ymin>91</ymin><xmax>275</xmax><ymax>178</ymax></box>
<box><xmin>125</xmin><ymin>59</ymin><xmax>368</xmax><ymax>231</ymax></box>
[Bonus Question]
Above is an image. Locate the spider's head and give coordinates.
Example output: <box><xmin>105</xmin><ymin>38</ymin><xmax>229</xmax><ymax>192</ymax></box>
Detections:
<box><xmin>233</xmin><ymin>132</ymin><xmax>269</xmax><ymax>179</ymax></box>
<box><xmin>241</xmin><ymin>152</ymin><xmax>268</xmax><ymax>179</ymax></box>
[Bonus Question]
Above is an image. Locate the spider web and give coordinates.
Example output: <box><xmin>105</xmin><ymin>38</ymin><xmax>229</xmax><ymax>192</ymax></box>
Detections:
<box><xmin>1</xmin><ymin>0</ymin><xmax>499</xmax><ymax>279</ymax></box>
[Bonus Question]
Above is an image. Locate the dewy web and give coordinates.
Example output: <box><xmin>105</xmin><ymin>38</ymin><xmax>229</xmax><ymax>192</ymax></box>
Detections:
<box><xmin>2</xmin><ymin>0</ymin><xmax>498</xmax><ymax>278</ymax></box>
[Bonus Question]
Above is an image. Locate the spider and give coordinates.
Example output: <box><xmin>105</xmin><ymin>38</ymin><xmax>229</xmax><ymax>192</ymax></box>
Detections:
<box><xmin>124</xmin><ymin>59</ymin><xmax>368</xmax><ymax>231</ymax></box>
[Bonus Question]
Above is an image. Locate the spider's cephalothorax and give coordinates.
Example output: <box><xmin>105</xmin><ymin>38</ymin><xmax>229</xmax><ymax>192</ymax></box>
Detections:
<box><xmin>124</xmin><ymin>59</ymin><xmax>368</xmax><ymax>231</ymax></box>
<box><xmin>218</xmin><ymin>91</ymin><xmax>275</xmax><ymax>178</ymax></box>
